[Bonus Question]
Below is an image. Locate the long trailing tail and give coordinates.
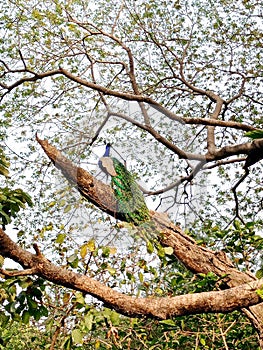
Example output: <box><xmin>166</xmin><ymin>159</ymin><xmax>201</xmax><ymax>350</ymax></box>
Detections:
<box><xmin>98</xmin><ymin>143</ymin><xmax>152</xmax><ymax>227</ymax></box>
<box><xmin>111</xmin><ymin>157</ymin><xmax>150</xmax><ymax>225</ymax></box>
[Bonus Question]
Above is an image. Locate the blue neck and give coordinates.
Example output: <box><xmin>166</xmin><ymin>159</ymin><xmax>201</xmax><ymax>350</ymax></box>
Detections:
<box><xmin>104</xmin><ymin>143</ymin><xmax>111</xmax><ymax>157</ymax></box>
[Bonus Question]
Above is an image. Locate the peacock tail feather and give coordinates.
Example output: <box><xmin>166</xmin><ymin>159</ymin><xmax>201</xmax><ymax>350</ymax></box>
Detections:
<box><xmin>110</xmin><ymin>157</ymin><xmax>151</xmax><ymax>225</ymax></box>
<box><xmin>99</xmin><ymin>143</ymin><xmax>152</xmax><ymax>227</ymax></box>
<box><xmin>99</xmin><ymin>144</ymin><xmax>163</xmax><ymax>255</ymax></box>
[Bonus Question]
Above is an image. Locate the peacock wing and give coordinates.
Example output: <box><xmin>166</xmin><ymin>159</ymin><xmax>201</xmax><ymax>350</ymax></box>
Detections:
<box><xmin>100</xmin><ymin>157</ymin><xmax>118</xmax><ymax>176</ymax></box>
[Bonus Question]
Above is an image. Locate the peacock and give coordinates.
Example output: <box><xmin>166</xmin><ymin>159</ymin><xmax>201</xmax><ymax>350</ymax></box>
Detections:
<box><xmin>99</xmin><ymin>143</ymin><xmax>151</xmax><ymax>226</ymax></box>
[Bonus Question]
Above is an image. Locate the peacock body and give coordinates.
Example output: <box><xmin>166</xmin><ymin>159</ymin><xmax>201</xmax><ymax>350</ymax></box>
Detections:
<box><xmin>99</xmin><ymin>144</ymin><xmax>150</xmax><ymax>225</ymax></box>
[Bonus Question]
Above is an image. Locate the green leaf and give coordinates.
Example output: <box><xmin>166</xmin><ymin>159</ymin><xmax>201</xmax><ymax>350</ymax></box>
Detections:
<box><xmin>106</xmin><ymin>266</ymin><xmax>116</xmax><ymax>275</ymax></box>
<box><xmin>39</xmin><ymin>305</ymin><xmax>48</xmax><ymax>317</ymax></box>
<box><xmin>27</xmin><ymin>297</ymin><xmax>38</xmax><ymax>311</ymax></box>
<box><xmin>95</xmin><ymin>340</ymin><xmax>101</xmax><ymax>349</ymax></box>
<box><xmin>102</xmin><ymin>246</ymin><xmax>110</xmax><ymax>257</ymax></box>
<box><xmin>256</xmin><ymin>288</ymin><xmax>263</xmax><ymax>299</ymax></box>
<box><xmin>63</xmin><ymin>336</ymin><xmax>72</xmax><ymax>350</ymax></box>
<box><xmin>157</xmin><ymin>246</ymin><xmax>165</xmax><ymax>258</ymax></box>
<box><xmin>200</xmin><ymin>336</ymin><xmax>206</xmax><ymax>345</ymax></box>
<box><xmin>244</xmin><ymin>130</ymin><xmax>263</xmax><ymax>139</ymax></box>
<box><xmin>80</xmin><ymin>244</ymin><xmax>88</xmax><ymax>259</ymax></box>
<box><xmin>138</xmin><ymin>271</ymin><xmax>144</xmax><ymax>283</ymax></box>
<box><xmin>0</xmin><ymin>149</ymin><xmax>10</xmax><ymax>178</ymax></box>
<box><xmin>0</xmin><ymin>166</ymin><xmax>9</xmax><ymax>178</ymax></box>
<box><xmin>71</xmin><ymin>329</ymin><xmax>83</xmax><ymax>344</ymax></box>
<box><xmin>22</xmin><ymin>310</ymin><xmax>30</xmax><ymax>324</ymax></box>
<box><xmin>74</xmin><ymin>292</ymin><xmax>85</xmax><ymax>305</ymax></box>
<box><xmin>86</xmin><ymin>239</ymin><xmax>96</xmax><ymax>252</ymax></box>
<box><xmin>67</xmin><ymin>253</ymin><xmax>78</xmax><ymax>263</ymax></box>
<box><xmin>110</xmin><ymin>311</ymin><xmax>120</xmax><ymax>326</ymax></box>
<box><xmin>164</xmin><ymin>246</ymin><xmax>173</xmax><ymax>255</ymax></box>
<box><xmin>83</xmin><ymin>314</ymin><xmax>93</xmax><ymax>331</ymax></box>
<box><xmin>160</xmin><ymin>319</ymin><xmax>176</xmax><ymax>327</ymax></box>
<box><xmin>63</xmin><ymin>292</ymin><xmax>71</xmax><ymax>305</ymax></box>
<box><xmin>63</xmin><ymin>204</ymin><xmax>72</xmax><ymax>213</ymax></box>
<box><xmin>0</xmin><ymin>187</ymin><xmax>33</xmax><ymax>226</ymax></box>
<box><xmin>32</xmin><ymin>308</ymin><xmax>42</xmax><ymax>321</ymax></box>
<box><xmin>233</xmin><ymin>220</ymin><xmax>241</xmax><ymax>230</ymax></box>
<box><xmin>56</xmin><ymin>233</ymin><xmax>66</xmax><ymax>244</ymax></box>
<box><xmin>67</xmin><ymin>253</ymin><xmax>79</xmax><ymax>268</ymax></box>
<box><xmin>256</xmin><ymin>269</ymin><xmax>263</xmax><ymax>279</ymax></box>
<box><xmin>146</xmin><ymin>240</ymin><xmax>154</xmax><ymax>254</ymax></box>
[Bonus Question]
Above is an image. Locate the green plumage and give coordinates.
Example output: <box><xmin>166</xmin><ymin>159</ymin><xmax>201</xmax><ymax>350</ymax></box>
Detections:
<box><xmin>110</xmin><ymin>157</ymin><xmax>150</xmax><ymax>225</ymax></box>
<box><xmin>99</xmin><ymin>144</ymin><xmax>151</xmax><ymax>226</ymax></box>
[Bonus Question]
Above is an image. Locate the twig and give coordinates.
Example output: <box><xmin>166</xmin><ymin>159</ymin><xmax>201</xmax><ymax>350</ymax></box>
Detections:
<box><xmin>231</xmin><ymin>168</ymin><xmax>249</xmax><ymax>224</ymax></box>
<box><xmin>0</xmin><ymin>267</ymin><xmax>37</xmax><ymax>277</ymax></box>
<box><xmin>203</xmin><ymin>157</ymin><xmax>246</xmax><ymax>170</ymax></box>
<box><xmin>141</xmin><ymin>160</ymin><xmax>205</xmax><ymax>195</ymax></box>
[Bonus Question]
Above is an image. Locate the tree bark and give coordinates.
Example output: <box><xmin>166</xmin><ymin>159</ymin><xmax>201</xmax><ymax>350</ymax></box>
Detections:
<box><xmin>35</xmin><ymin>136</ymin><xmax>263</xmax><ymax>346</ymax></box>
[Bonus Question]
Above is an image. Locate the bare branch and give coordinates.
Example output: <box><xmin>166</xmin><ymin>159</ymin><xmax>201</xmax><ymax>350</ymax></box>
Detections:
<box><xmin>0</xmin><ymin>267</ymin><xmax>38</xmax><ymax>277</ymax></box>
<box><xmin>226</xmin><ymin>74</ymin><xmax>247</xmax><ymax>104</ymax></box>
<box><xmin>203</xmin><ymin>157</ymin><xmax>246</xmax><ymax>170</ymax></box>
<box><xmin>109</xmin><ymin>111</ymin><xmax>205</xmax><ymax>160</ymax></box>
<box><xmin>0</xmin><ymin>62</ymin><xmax>257</xmax><ymax>134</ymax></box>
<box><xmin>18</xmin><ymin>49</ymin><xmax>27</xmax><ymax>70</ymax></box>
<box><xmin>206</xmin><ymin>93</ymin><xmax>224</xmax><ymax>154</ymax></box>
<box><xmin>182</xmin><ymin>117</ymin><xmax>256</xmax><ymax>132</ymax></box>
<box><xmin>142</xmin><ymin>161</ymin><xmax>205</xmax><ymax>195</ymax></box>
<box><xmin>231</xmin><ymin>174</ymin><xmax>249</xmax><ymax>224</ymax></box>
<box><xmin>0</xmin><ymin>69</ymin><xmax>61</xmax><ymax>101</ymax></box>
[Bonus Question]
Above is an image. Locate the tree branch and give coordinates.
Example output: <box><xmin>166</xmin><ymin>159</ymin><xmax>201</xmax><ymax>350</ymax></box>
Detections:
<box><xmin>0</xmin><ymin>135</ymin><xmax>257</xmax><ymax>337</ymax></box>
<box><xmin>0</xmin><ymin>228</ymin><xmax>262</xmax><ymax>319</ymax></box>
<box><xmin>0</xmin><ymin>63</ymin><xmax>258</xmax><ymax>134</ymax></box>
<box><xmin>35</xmin><ymin>135</ymin><xmax>261</xmax><ymax>290</ymax></box>
<box><xmin>35</xmin><ymin>135</ymin><xmax>259</xmax><ymax>287</ymax></box>
<box><xmin>0</xmin><ymin>267</ymin><xmax>38</xmax><ymax>277</ymax></box>
<box><xmin>182</xmin><ymin>117</ymin><xmax>257</xmax><ymax>132</ymax></box>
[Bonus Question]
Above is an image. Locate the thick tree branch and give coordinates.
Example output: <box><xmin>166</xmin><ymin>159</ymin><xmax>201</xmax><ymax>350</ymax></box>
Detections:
<box><xmin>211</xmin><ymin>138</ymin><xmax>263</xmax><ymax>162</ymax></box>
<box><xmin>1</xmin><ymin>135</ymin><xmax>256</xmax><ymax>339</ymax></box>
<box><xmin>35</xmin><ymin>135</ymin><xmax>260</xmax><ymax>289</ymax></box>
<box><xmin>206</xmin><ymin>94</ymin><xmax>224</xmax><ymax>155</ymax></box>
<box><xmin>0</xmin><ymin>228</ymin><xmax>262</xmax><ymax>319</ymax></box>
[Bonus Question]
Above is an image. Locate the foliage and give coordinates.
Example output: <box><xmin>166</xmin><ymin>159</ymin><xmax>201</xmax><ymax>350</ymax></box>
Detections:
<box><xmin>245</xmin><ymin>130</ymin><xmax>263</xmax><ymax>139</ymax></box>
<box><xmin>0</xmin><ymin>0</ymin><xmax>262</xmax><ymax>348</ymax></box>
<box><xmin>0</xmin><ymin>187</ymin><xmax>33</xmax><ymax>228</ymax></box>
<box><xmin>0</xmin><ymin>150</ymin><xmax>9</xmax><ymax>178</ymax></box>
<box><xmin>0</xmin><ymin>319</ymin><xmax>46</xmax><ymax>350</ymax></box>
<box><xmin>0</xmin><ymin>150</ymin><xmax>33</xmax><ymax>228</ymax></box>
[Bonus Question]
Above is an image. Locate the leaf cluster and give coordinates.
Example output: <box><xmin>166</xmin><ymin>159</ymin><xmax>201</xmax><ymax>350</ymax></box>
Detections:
<box><xmin>0</xmin><ymin>276</ymin><xmax>48</xmax><ymax>324</ymax></box>
<box><xmin>0</xmin><ymin>149</ymin><xmax>33</xmax><ymax>229</ymax></box>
